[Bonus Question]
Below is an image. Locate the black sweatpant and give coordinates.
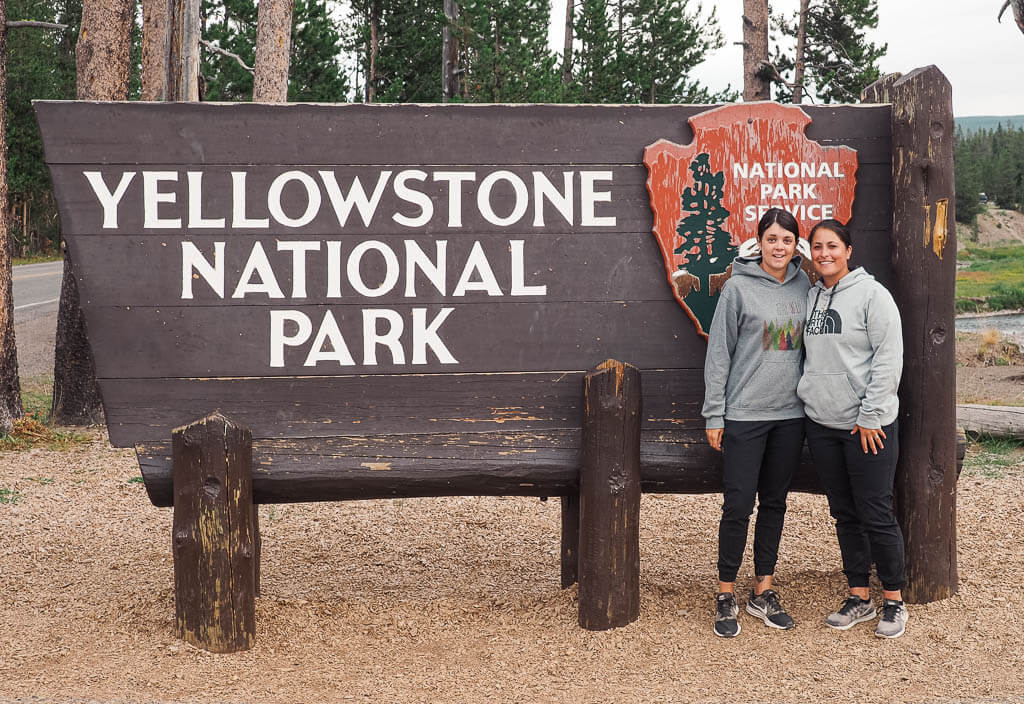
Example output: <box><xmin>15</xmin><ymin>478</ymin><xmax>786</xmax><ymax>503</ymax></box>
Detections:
<box><xmin>717</xmin><ymin>418</ymin><xmax>803</xmax><ymax>583</ymax></box>
<box><xmin>805</xmin><ymin>419</ymin><xmax>906</xmax><ymax>591</ymax></box>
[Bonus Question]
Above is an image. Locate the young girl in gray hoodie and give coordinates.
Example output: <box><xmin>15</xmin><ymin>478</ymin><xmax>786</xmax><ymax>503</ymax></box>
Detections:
<box><xmin>702</xmin><ymin>207</ymin><xmax>809</xmax><ymax>638</ymax></box>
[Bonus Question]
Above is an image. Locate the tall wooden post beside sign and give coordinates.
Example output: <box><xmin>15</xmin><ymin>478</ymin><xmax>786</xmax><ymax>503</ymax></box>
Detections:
<box><xmin>862</xmin><ymin>65</ymin><xmax>958</xmax><ymax>603</ymax></box>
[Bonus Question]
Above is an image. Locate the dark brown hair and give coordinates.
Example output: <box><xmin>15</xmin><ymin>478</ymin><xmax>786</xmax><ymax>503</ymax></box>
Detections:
<box><xmin>756</xmin><ymin>207</ymin><xmax>800</xmax><ymax>241</ymax></box>
<box><xmin>809</xmin><ymin>219</ymin><xmax>852</xmax><ymax>248</ymax></box>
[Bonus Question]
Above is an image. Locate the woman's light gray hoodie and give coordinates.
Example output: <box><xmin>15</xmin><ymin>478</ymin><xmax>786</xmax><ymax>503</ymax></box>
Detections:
<box><xmin>797</xmin><ymin>267</ymin><xmax>903</xmax><ymax>430</ymax></box>
<box><xmin>702</xmin><ymin>256</ymin><xmax>809</xmax><ymax>430</ymax></box>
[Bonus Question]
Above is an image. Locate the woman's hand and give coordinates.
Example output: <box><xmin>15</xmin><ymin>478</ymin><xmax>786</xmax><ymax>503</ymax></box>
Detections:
<box><xmin>706</xmin><ymin>428</ymin><xmax>724</xmax><ymax>452</ymax></box>
<box><xmin>852</xmin><ymin>424</ymin><xmax>886</xmax><ymax>454</ymax></box>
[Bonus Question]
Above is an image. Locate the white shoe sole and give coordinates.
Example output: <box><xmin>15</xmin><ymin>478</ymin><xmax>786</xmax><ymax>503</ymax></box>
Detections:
<box><xmin>825</xmin><ymin>611</ymin><xmax>877</xmax><ymax>630</ymax></box>
<box><xmin>713</xmin><ymin>621</ymin><xmax>741</xmax><ymax>638</ymax></box>
<box><xmin>875</xmin><ymin>621</ymin><xmax>907</xmax><ymax>638</ymax></box>
<box><xmin>745</xmin><ymin>603</ymin><xmax>794</xmax><ymax>630</ymax></box>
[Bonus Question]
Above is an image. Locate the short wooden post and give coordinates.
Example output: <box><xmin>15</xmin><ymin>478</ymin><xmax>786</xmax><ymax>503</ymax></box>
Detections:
<box><xmin>172</xmin><ymin>413</ymin><xmax>257</xmax><ymax>652</ymax></box>
<box><xmin>560</xmin><ymin>494</ymin><xmax>579</xmax><ymax>588</ymax></box>
<box><xmin>578</xmin><ymin>360</ymin><xmax>641</xmax><ymax>630</ymax></box>
<box><xmin>862</xmin><ymin>65</ymin><xmax>958</xmax><ymax>603</ymax></box>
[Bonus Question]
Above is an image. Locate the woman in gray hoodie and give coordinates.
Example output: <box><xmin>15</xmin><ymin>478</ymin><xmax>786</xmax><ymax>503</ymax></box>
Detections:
<box><xmin>799</xmin><ymin>219</ymin><xmax>908</xmax><ymax>639</ymax></box>
<box><xmin>702</xmin><ymin>207</ymin><xmax>809</xmax><ymax>638</ymax></box>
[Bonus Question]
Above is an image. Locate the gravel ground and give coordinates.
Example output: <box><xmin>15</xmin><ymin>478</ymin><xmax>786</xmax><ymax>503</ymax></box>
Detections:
<box><xmin>2</xmin><ymin>328</ymin><xmax>1022</xmax><ymax>703</ymax></box>
<box><xmin>1</xmin><ymin>430</ymin><xmax>1023</xmax><ymax>704</ymax></box>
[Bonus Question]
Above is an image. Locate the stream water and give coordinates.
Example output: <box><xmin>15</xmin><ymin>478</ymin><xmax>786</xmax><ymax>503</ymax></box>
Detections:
<box><xmin>956</xmin><ymin>312</ymin><xmax>1024</xmax><ymax>342</ymax></box>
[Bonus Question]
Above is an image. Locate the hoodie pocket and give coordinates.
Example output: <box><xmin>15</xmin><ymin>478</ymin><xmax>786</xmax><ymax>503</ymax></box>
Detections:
<box><xmin>732</xmin><ymin>359</ymin><xmax>802</xmax><ymax>410</ymax></box>
<box><xmin>797</xmin><ymin>372</ymin><xmax>861</xmax><ymax>422</ymax></box>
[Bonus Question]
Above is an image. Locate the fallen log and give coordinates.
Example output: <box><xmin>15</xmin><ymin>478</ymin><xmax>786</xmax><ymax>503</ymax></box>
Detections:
<box><xmin>956</xmin><ymin>404</ymin><xmax>1024</xmax><ymax>438</ymax></box>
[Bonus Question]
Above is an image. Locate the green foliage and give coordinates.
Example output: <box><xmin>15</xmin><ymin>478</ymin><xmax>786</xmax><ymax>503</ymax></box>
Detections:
<box><xmin>349</xmin><ymin>0</ymin><xmax>444</xmax><ymax>102</ymax></box>
<box><xmin>5</xmin><ymin>0</ymin><xmax>80</xmax><ymax>254</ymax></box>
<box><xmin>963</xmin><ymin>433</ymin><xmax>1024</xmax><ymax>479</ymax></box>
<box><xmin>569</xmin><ymin>0</ymin><xmax>732</xmax><ymax>104</ymax></box>
<box><xmin>772</xmin><ymin>0</ymin><xmax>886</xmax><ymax>103</ymax></box>
<box><xmin>954</xmin><ymin>124</ymin><xmax>1024</xmax><ymax>220</ymax></box>
<box><xmin>956</xmin><ymin>244</ymin><xmax>1024</xmax><ymax>311</ymax></box>
<box><xmin>459</xmin><ymin>0</ymin><xmax>562</xmax><ymax>102</ymax></box>
<box><xmin>0</xmin><ymin>488</ymin><xmax>19</xmax><ymax>505</ymax></box>
<box><xmin>202</xmin><ymin>0</ymin><xmax>348</xmax><ymax>101</ymax></box>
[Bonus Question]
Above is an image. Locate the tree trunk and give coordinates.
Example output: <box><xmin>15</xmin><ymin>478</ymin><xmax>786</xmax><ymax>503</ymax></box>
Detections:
<box><xmin>367</xmin><ymin>0</ymin><xmax>378</xmax><ymax>102</ymax></box>
<box><xmin>792</xmin><ymin>0</ymin><xmax>809</xmax><ymax>104</ymax></box>
<box><xmin>442</xmin><ymin>0</ymin><xmax>459</xmax><ymax>101</ymax></box>
<box><xmin>252</xmin><ymin>0</ymin><xmax>294</xmax><ymax>102</ymax></box>
<box><xmin>165</xmin><ymin>0</ymin><xmax>200</xmax><ymax>101</ymax></box>
<box><xmin>862</xmin><ymin>67</ymin><xmax>959</xmax><ymax>604</ymax></box>
<box><xmin>141</xmin><ymin>0</ymin><xmax>168</xmax><ymax>100</ymax></box>
<box><xmin>52</xmin><ymin>0</ymin><xmax>132</xmax><ymax>425</ymax></box>
<box><xmin>0</xmin><ymin>1</ymin><xmax>23</xmax><ymax>434</ymax></box>
<box><xmin>562</xmin><ymin>0</ymin><xmax>573</xmax><ymax>85</ymax></box>
<box><xmin>742</xmin><ymin>0</ymin><xmax>770</xmax><ymax>101</ymax></box>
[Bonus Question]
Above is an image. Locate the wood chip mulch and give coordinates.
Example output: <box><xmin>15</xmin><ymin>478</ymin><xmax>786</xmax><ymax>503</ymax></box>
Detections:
<box><xmin>1</xmin><ymin>431</ymin><xmax>1023</xmax><ymax>703</ymax></box>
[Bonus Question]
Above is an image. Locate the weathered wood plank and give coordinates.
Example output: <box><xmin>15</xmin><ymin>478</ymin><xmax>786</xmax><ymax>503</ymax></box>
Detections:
<box><xmin>172</xmin><ymin>413</ymin><xmax>256</xmax><ymax>652</ymax></box>
<box><xmin>578</xmin><ymin>360</ymin><xmax>641</xmax><ymax>630</ymax></box>
<box><xmin>863</xmin><ymin>66</ymin><xmax>958</xmax><ymax>604</ymax></box>
<box><xmin>956</xmin><ymin>404</ymin><xmax>1024</xmax><ymax>438</ymax></box>
<box><xmin>100</xmin><ymin>369</ymin><xmax>708</xmax><ymax>445</ymax></box>
<box><xmin>36</xmin><ymin>102</ymin><xmax>893</xmax><ymax>166</ymax></box>
<box><xmin>138</xmin><ymin>429</ymin><xmax>826</xmax><ymax>507</ymax></box>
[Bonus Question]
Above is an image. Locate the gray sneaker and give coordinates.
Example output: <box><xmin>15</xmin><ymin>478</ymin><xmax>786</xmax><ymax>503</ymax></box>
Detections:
<box><xmin>825</xmin><ymin>596</ymin><xmax>877</xmax><ymax>630</ymax></box>
<box><xmin>875</xmin><ymin>599</ymin><xmax>909</xmax><ymax>639</ymax></box>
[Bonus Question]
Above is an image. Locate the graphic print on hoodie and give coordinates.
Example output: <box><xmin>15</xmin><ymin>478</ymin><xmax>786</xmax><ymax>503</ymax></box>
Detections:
<box><xmin>702</xmin><ymin>256</ymin><xmax>810</xmax><ymax>430</ymax></box>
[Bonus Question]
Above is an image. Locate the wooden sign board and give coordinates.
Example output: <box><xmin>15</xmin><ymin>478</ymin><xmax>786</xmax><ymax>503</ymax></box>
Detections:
<box><xmin>36</xmin><ymin>102</ymin><xmax>891</xmax><ymax>505</ymax></box>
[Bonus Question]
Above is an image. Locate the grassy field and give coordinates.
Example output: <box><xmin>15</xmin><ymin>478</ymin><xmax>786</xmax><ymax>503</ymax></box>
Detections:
<box><xmin>956</xmin><ymin>243</ymin><xmax>1024</xmax><ymax>312</ymax></box>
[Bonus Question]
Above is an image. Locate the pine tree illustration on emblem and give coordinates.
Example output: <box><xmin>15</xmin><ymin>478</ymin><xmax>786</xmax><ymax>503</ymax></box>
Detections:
<box><xmin>672</xmin><ymin>153</ymin><xmax>736</xmax><ymax>332</ymax></box>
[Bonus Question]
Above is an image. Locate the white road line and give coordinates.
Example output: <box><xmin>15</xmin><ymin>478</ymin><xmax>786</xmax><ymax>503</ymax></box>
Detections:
<box><xmin>14</xmin><ymin>297</ymin><xmax>59</xmax><ymax>312</ymax></box>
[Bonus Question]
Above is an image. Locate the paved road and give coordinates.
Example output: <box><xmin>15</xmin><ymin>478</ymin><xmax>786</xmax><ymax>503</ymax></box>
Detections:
<box><xmin>13</xmin><ymin>260</ymin><xmax>63</xmax><ymax>323</ymax></box>
<box><xmin>11</xmin><ymin>261</ymin><xmax>62</xmax><ymax>380</ymax></box>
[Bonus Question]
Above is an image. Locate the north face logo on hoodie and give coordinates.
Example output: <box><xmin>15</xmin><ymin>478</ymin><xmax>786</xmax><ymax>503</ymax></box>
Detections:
<box><xmin>806</xmin><ymin>307</ymin><xmax>843</xmax><ymax>335</ymax></box>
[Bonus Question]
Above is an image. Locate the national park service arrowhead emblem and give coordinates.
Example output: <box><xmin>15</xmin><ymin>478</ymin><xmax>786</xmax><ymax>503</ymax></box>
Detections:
<box><xmin>643</xmin><ymin>103</ymin><xmax>859</xmax><ymax>339</ymax></box>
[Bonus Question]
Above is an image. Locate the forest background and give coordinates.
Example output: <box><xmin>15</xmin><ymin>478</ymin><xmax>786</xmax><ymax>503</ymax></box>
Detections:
<box><xmin>10</xmin><ymin>0</ymin><xmax>1022</xmax><ymax>258</ymax></box>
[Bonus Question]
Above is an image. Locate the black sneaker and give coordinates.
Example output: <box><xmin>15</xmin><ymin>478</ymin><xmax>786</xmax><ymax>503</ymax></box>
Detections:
<box><xmin>714</xmin><ymin>592</ymin><xmax>740</xmax><ymax>638</ymax></box>
<box><xmin>745</xmin><ymin>589</ymin><xmax>795</xmax><ymax>630</ymax></box>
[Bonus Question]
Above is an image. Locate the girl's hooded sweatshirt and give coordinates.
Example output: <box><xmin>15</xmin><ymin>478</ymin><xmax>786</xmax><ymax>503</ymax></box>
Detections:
<box><xmin>701</xmin><ymin>256</ymin><xmax>809</xmax><ymax>430</ymax></box>
<box><xmin>797</xmin><ymin>267</ymin><xmax>903</xmax><ymax>430</ymax></box>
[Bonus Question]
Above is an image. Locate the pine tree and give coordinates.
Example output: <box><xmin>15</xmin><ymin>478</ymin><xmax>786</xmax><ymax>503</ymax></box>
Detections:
<box><xmin>458</xmin><ymin>0</ymin><xmax>562</xmax><ymax>103</ymax></box>
<box><xmin>288</xmin><ymin>0</ymin><xmax>348</xmax><ymax>101</ymax></box>
<box><xmin>674</xmin><ymin>153</ymin><xmax>735</xmax><ymax>331</ymax></box>
<box><xmin>772</xmin><ymin>0</ymin><xmax>886</xmax><ymax>103</ymax></box>
<box><xmin>6</xmin><ymin>0</ymin><xmax>79</xmax><ymax>253</ymax></box>
<box><xmin>203</xmin><ymin>0</ymin><xmax>349</xmax><ymax>102</ymax></box>
<box><xmin>570</xmin><ymin>0</ymin><xmax>732</xmax><ymax>103</ymax></box>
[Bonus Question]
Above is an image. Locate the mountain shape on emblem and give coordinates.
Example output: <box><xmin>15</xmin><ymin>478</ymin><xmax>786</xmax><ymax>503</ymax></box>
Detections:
<box><xmin>643</xmin><ymin>103</ymin><xmax>859</xmax><ymax>339</ymax></box>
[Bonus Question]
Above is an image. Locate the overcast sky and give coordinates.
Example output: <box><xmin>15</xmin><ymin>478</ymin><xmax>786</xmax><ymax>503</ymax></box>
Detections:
<box><xmin>548</xmin><ymin>1</ymin><xmax>1024</xmax><ymax>116</ymax></box>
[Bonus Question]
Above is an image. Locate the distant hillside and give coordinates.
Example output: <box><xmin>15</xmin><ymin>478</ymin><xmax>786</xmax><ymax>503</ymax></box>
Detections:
<box><xmin>956</xmin><ymin>115</ymin><xmax>1024</xmax><ymax>134</ymax></box>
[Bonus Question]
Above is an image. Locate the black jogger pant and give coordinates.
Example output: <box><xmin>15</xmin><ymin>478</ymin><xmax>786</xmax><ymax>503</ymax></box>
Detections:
<box><xmin>717</xmin><ymin>418</ymin><xmax>804</xmax><ymax>584</ymax></box>
<box><xmin>805</xmin><ymin>419</ymin><xmax>906</xmax><ymax>591</ymax></box>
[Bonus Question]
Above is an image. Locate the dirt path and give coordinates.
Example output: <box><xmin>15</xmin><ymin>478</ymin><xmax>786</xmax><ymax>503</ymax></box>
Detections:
<box><xmin>1</xmin><ymin>430</ymin><xmax>1023</xmax><ymax>704</ymax></box>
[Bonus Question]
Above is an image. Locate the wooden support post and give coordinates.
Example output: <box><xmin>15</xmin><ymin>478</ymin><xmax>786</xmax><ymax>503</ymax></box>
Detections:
<box><xmin>577</xmin><ymin>360</ymin><xmax>641</xmax><ymax>630</ymax></box>
<box><xmin>172</xmin><ymin>413</ymin><xmax>256</xmax><ymax>652</ymax></box>
<box><xmin>862</xmin><ymin>65</ymin><xmax>958</xmax><ymax>603</ymax></box>
<box><xmin>560</xmin><ymin>494</ymin><xmax>579</xmax><ymax>588</ymax></box>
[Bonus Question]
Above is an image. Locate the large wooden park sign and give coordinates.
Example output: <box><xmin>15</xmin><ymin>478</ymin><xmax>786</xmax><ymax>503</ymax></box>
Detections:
<box><xmin>36</xmin><ymin>66</ymin><xmax>959</xmax><ymax>652</ymax></box>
